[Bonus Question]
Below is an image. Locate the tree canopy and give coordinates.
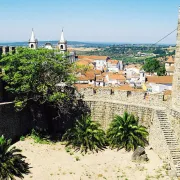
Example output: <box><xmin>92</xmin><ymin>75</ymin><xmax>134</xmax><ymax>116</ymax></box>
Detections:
<box><xmin>143</xmin><ymin>58</ymin><xmax>166</xmax><ymax>75</ymax></box>
<box><xmin>0</xmin><ymin>48</ymin><xmax>75</xmax><ymax>110</ymax></box>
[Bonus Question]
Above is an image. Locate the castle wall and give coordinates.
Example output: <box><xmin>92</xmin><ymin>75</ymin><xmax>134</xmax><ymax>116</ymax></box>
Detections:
<box><xmin>149</xmin><ymin>111</ymin><xmax>171</xmax><ymax>160</ymax></box>
<box><xmin>85</xmin><ymin>100</ymin><xmax>154</xmax><ymax>130</ymax></box>
<box><xmin>0</xmin><ymin>102</ymin><xmax>33</xmax><ymax>140</ymax></box>
<box><xmin>169</xmin><ymin>109</ymin><xmax>180</xmax><ymax>144</ymax></box>
<box><xmin>79</xmin><ymin>87</ymin><xmax>168</xmax><ymax>108</ymax></box>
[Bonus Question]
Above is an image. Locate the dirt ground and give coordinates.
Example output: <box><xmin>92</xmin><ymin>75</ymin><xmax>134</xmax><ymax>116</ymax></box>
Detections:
<box><xmin>14</xmin><ymin>138</ymin><xmax>175</xmax><ymax>180</ymax></box>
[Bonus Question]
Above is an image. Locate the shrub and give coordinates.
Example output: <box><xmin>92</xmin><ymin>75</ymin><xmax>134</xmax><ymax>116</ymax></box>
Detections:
<box><xmin>30</xmin><ymin>129</ymin><xmax>50</xmax><ymax>144</ymax></box>
<box><xmin>0</xmin><ymin>135</ymin><xmax>30</xmax><ymax>179</ymax></box>
<box><xmin>107</xmin><ymin>112</ymin><xmax>149</xmax><ymax>151</ymax></box>
<box><xmin>62</xmin><ymin>115</ymin><xmax>106</xmax><ymax>152</ymax></box>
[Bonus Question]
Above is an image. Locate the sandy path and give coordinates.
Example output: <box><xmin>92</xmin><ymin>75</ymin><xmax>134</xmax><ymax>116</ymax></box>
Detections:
<box><xmin>14</xmin><ymin>138</ymin><xmax>174</xmax><ymax>180</ymax></box>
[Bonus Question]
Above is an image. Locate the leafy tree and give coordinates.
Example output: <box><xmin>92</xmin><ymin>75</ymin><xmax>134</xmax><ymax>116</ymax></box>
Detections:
<box><xmin>0</xmin><ymin>48</ymin><xmax>80</xmax><ymax>133</ymax></box>
<box><xmin>0</xmin><ymin>48</ymin><xmax>75</xmax><ymax>110</ymax></box>
<box><xmin>0</xmin><ymin>135</ymin><xmax>30</xmax><ymax>179</ymax></box>
<box><xmin>62</xmin><ymin>115</ymin><xmax>106</xmax><ymax>153</ymax></box>
<box><xmin>143</xmin><ymin>58</ymin><xmax>166</xmax><ymax>75</ymax></box>
<box><xmin>143</xmin><ymin>58</ymin><xmax>160</xmax><ymax>73</ymax></box>
<box><xmin>157</xmin><ymin>64</ymin><xmax>166</xmax><ymax>76</ymax></box>
<box><xmin>107</xmin><ymin>112</ymin><xmax>148</xmax><ymax>151</ymax></box>
<box><xmin>153</xmin><ymin>48</ymin><xmax>166</xmax><ymax>55</ymax></box>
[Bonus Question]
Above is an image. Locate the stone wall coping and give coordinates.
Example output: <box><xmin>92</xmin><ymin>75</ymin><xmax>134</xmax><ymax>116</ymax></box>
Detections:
<box><xmin>83</xmin><ymin>98</ymin><xmax>166</xmax><ymax>111</ymax></box>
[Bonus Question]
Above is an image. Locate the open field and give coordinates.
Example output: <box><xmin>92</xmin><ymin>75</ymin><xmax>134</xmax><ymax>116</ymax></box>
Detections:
<box><xmin>68</xmin><ymin>47</ymin><xmax>101</xmax><ymax>52</ymax></box>
<box><xmin>14</xmin><ymin>138</ymin><xmax>174</xmax><ymax>180</ymax></box>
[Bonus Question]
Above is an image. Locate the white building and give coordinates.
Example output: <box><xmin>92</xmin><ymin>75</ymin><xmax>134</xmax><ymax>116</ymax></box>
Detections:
<box><xmin>44</xmin><ymin>43</ymin><xmax>53</xmax><ymax>49</ymax></box>
<box><xmin>58</xmin><ymin>29</ymin><xmax>67</xmax><ymax>54</ymax></box>
<box><xmin>29</xmin><ymin>29</ymin><xmax>38</xmax><ymax>49</ymax></box>
<box><xmin>145</xmin><ymin>76</ymin><xmax>173</xmax><ymax>93</ymax></box>
<box><xmin>105</xmin><ymin>73</ymin><xmax>126</xmax><ymax>86</ymax></box>
<box><xmin>165</xmin><ymin>56</ymin><xmax>175</xmax><ymax>76</ymax></box>
<box><xmin>107</xmin><ymin>60</ymin><xmax>123</xmax><ymax>72</ymax></box>
<box><xmin>94</xmin><ymin>57</ymin><xmax>108</xmax><ymax>71</ymax></box>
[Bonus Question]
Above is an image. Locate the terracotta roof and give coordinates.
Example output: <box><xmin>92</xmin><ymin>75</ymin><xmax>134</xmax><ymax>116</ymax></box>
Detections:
<box><xmin>86</xmin><ymin>69</ymin><xmax>102</xmax><ymax>75</ymax></box>
<box><xmin>94</xmin><ymin>70</ymin><xmax>102</xmax><ymax>75</ymax></box>
<box><xmin>77</xmin><ymin>75</ymin><xmax>89</xmax><ymax>81</ymax></box>
<box><xmin>146</xmin><ymin>76</ymin><xmax>173</xmax><ymax>84</ymax></box>
<box><xmin>107</xmin><ymin>60</ymin><xmax>119</xmax><ymax>65</ymax></box>
<box><xmin>108</xmin><ymin>74</ymin><xmax>126</xmax><ymax>81</ymax></box>
<box><xmin>74</xmin><ymin>84</ymin><xmax>93</xmax><ymax>91</ymax></box>
<box><xmin>85</xmin><ymin>71</ymin><xmax>95</xmax><ymax>80</ymax></box>
<box><xmin>75</xmin><ymin>60</ymin><xmax>91</xmax><ymax>66</ymax></box>
<box><xmin>96</xmin><ymin>75</ymin><xmax>104</xmax><ymax>82</ymax></box>
<box><xmin>164</xmin><ymin>90</ymin><xmax>172</xmax><ymax>96</ymax></box>
<box><xmin>118</xmin><ymin>71</ymin><xmax>125</xmax><ymax>75</ymax></box>
<box><xmin>166</xmin><ymin>56</ymin><xmax>174</xmax><ymax>63</ymax></box>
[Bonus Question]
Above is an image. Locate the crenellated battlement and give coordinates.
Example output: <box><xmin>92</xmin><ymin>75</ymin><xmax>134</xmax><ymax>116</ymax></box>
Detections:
<box><xmin>0</xmin><ymin>46</ymin><xmax>16</xmax><ymax>55</ymax></box>
<box><xmin>77</xmin><ymin>87</ymin><xmax>171</xmax><ymax>108</ymax></box>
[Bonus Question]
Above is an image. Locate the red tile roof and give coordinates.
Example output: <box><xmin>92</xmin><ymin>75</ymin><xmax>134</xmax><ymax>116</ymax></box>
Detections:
<box><xmin>108</xmin><ymin>74</ymin><xmax>126</xmax><ymax>81</ymax></box>
<box><xmin>166</xmin><ymin>56</ymin><xmax>175</xmax><ymax>63</ymax></box>
<box><xmin>107</xmin><ymin>60</ymin><xmax>119</xmax><ymax>65</ymax></box>
<box><xmin>146</xmin><ymin>76</ymin><xmax>173</xmax><ymax>84</ymax></box>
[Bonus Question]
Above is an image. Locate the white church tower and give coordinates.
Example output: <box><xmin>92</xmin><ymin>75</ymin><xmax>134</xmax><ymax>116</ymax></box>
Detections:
<box><xmin>29</xmin><ymin>29</ymin><xmax>38</xmax><ymax>49</ymax></box>
<box><xmin>58</xmin><ymin>29</ymin><xmax>67</xmax><ymax>54</ymax></box>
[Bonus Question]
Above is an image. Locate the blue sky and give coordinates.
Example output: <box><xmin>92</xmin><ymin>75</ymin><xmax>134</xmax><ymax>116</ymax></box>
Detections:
<box><xmin>0</xmin><ymin>0</ymin><xmax>179</xmax><ymax>43</ymax></box>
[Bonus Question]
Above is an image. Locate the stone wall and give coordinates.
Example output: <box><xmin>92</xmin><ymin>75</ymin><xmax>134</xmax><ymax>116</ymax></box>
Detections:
<box><xmin>149</xmin><ymin>111</ymin><xmax>171</xmax><ymax>160</ymax></box>
<box><xmin>0</xmin><ymin>102</ymin><xmax>32</xmax><ymax>140</ymax></box>
<box><xmin>85</xmin><ymin>99</ymin><xmax>156</xmax><ymax>130</ymax></box>
<box><xmin>79</xmin><ymin>87</ymin><xmax>168</xmax><ymax>108</ymax></box>
<box><xmin>169</xmin><ymin>109</ymin><xmax>180</xmax><ymax>144</ymax></box>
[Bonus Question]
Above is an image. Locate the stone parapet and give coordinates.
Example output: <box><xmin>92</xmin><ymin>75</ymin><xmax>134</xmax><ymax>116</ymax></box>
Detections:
<box><xmin>78</xmin><ymin>87</ymin><xmax>168</xmax><ymax>108</ymax></box>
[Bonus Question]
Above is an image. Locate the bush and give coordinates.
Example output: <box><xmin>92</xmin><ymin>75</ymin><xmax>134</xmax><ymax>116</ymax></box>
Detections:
<box><xmin>0</xmin><ymin>135</ymin><xmax>30</xmax><ymax>179</ymax></box>
<box><xmin>30</xmin><ymin>129</ymin><xmax>50</xmax><ymax>144</ymax></box>
<box><xmin>107</xmin><ymin>112</ymin><xmax>149</xmax><ymax>151</ymax></box>
<box><xmin>62</xmin><ymin>115</ymin><xmax>106</xmax><ymax>152</ymax></box>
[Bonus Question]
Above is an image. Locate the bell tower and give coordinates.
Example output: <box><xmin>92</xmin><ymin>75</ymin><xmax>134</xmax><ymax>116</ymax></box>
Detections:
<box><xmin>172</xmin><ymin>7</ymin><xmax>180</xmax><ymax>111</ymax></box>
<box><xmin>58</xmin><ymin>29</ymin><xmax>67</xmax><ymax>54</ymax></box>
<box><xmin>29</xmin><ymin>29</ymin><xmax>38</xmax><ymax>49</ymax></box>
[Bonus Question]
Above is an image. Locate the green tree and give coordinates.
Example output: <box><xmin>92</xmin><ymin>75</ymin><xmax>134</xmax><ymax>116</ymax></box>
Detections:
<box><xmin>143</xmin><ymin>58</ymin><xmax>161</xmax><ymax>73</ymax></box>
<box><xmin>107</xmin><ymin>112</ymin><xmax>148</xmax><ymax>151</ymax></box>
<box><xmin>62</xmin><ymin>115</ymin><xmax>106</xmax><ymax>153</ymax></box>
<box><xmin>0</xmin><ymin>48</ymin><xmax>75</xmax><ymax>110</ymax></box>
<box><xmin>157</xmin><ymin>64</ymin><xmax>166</xmax><ymax>76</ymax></box>
<box><xmin>153</xmin><ymin>48</ymin><xmax>166</xmax><ymax>55</ymax></box>
<box><xmin>0</xmin><ymin>135</ymin><xmax>30</xmax><ymax>179</ymax></box>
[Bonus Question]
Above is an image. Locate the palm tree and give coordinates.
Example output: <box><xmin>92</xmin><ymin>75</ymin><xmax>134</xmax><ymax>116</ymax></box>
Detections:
<box><xmin>62</xmin><ymin>115</ymin><xmax>106</xmax><ymax>152</ymax></box>
<box><xmin>107</xmin><ymin>112</ymin><xmax>148</xmax><ymax>151</ymax></box>
<box><xmin>0</xmin><ymin>135</ymin><xmax>30</xmax><ymax>180</ymax></box>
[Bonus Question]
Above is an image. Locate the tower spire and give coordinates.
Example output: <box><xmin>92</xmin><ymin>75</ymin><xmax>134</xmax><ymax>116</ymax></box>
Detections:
<box><xmin>58</xmin><ymin>28</ymin><xmax>67</xmax><ymax>54</ymax></box>
<box><xmin>29</xmin><ymin>28</ymin><xmax>38</xmax><ymax>49</ymax></box>
<box><xmin>30</xmin><ymin>28</ymin><xmax>36</xmax><ymax>42</ymax></box>
<box><xmin>60</xmin><ymin>28</ymin><xmax>65</xmax><ymax>43</ymax></box>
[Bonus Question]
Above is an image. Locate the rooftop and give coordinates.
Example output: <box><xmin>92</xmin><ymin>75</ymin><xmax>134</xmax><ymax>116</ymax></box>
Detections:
<box><xmin>146</xmin><ymin>76</ymin><xmax>173</xmax><ymax>84</ymax></box>
<box><xmin>108</xmin><ymin>74</ymin><xmax>126</xmax><ymax>81</ymax></box>
<box><xmin>166</xmin><ymin>56</ymin><xmax>175</xmax><ymax>63</ymax></box>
